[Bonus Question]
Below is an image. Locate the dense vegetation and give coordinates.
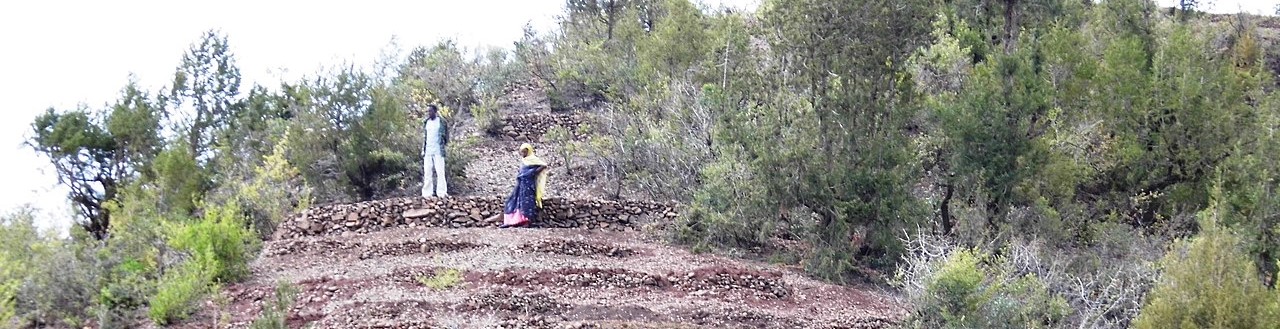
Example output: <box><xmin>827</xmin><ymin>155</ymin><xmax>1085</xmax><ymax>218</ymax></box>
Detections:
<box><xmin>3</xmin><ymin>0</ymin><xmax>1279</xmax><ymax>327</ymax></box>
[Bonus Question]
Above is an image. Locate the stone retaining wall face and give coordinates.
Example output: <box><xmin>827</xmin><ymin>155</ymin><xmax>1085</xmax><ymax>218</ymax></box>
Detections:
<box><xmin>496</xmin><ymin>113</ymin><xmax>587</xmax><ymax>142</ymax></box>
<box><xmin>274</xmin><ymin>196</ymin><xmax>677</xmax><ymax>239</ymax></box>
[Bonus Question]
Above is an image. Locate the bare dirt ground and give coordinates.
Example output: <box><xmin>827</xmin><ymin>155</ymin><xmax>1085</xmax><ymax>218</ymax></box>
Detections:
<box><xmin>169</xmin><ymin>85</ymin><xmax>906</xmax><ymax>328</ymax></box>
<box><xmin>189</xmin><ymin>228</ymin><xmax>904</xmax><ymax>328</ymax></box>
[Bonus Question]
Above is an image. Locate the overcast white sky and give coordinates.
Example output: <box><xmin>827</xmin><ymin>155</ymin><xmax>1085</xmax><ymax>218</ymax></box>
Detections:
<box><xmin>0</xmin><ymin>0</ymin><xmax>1269</xmax><ymax>234</ymax></box>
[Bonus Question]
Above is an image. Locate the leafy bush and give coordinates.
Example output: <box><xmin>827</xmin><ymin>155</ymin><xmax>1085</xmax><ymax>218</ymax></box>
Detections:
<box><xmin>167</xmin><ymin>200</ymin><xmax>258</xmax><ymax>283</ymax></box>
<box><xmin>285</xmin><ymin>66</ymin><xmax>421</xmax><ymax>202</ymax></box>
<box><xmin>147</xmin><ymin>261</ymin><xmax>211</xmax><ymax>325</ymax></box>
<box><xmin>151</xmin><ymin>143</ymin><xmax>208</xmax><ymax>217</ymax></box>
<box><xmin>545</xmin><ymin>126</ymin><xmax>575</xmax><ymax>172</ymax></box>
<box><xmin>145</xmin><ymin>199</ymin><xmax>257</xmax><ymax>325</ymax></box>
<box><xmin>14</xmin><ymin>237</ymin><xmax>101</xmax><ymax>328</ymax></box>
<box><xmin>924</xmin><ymin>249</ymin><xmax>985</xmax><ymax>325</ymax></box>
<box><xmin>475</xmin><ymin>46</ymin><xmax>524</xmax><ymax>101</ymax></box>
<box><xmin>209</xmin><ymin>129</ymin><xmax>313</xmax><ymax>239</ymax></box>
<box><xmin>897</xmin><ymin>245</ymin><xmax>1069</xmax><ymax>329</ymax></box>
<box><xmin>548</xmin><ymin>42</ymin><xmax>624</xmax><ymax>109</ymax></box>
<box><xmin>444</xmin><ymin>136</ymin><xmax>478</xmax><ymax>196</ymax></box>
<box><xmin>0</xmin><ymin>275</ymin><xmax>13</xmax><ymax>327</ymax></box>
<box><xmin>470</xmin><ymin>95</ymin><xmax>504</xmax><ymax>136</ymax></box>
<box><xmin>0</xmin><ymin>209</ymin><xmax>36</xmax><ymax>326</ymax></box>
<box><xmin>680</xmin><ymin>156</ymin><xmax>782</xmax><ymax>250</ymax></box>
<box><xmin>148</xmin><ymin>201</ymin><xmax>256</xmax><ymax>325</ymax></box>
<box><xmin>90</xmin><ymin>183</ymin><xmax>174</xmax><ymax>326</ymax></box>
<box><xmin>93</xmin><ymin>257</ymin><xmax>155</xmax><ymax>327</ymax></box>
<box><xmin>402</xmin><ymin>40</ymin><xmax>478</xmax><ymax>112</ymax></box>
<box><xmin>0</xmin><ymin>247</ymin><xmax>20</xmax><ymax>327</ymax></box>
<box><xmin>1134</xmin><ymin>205</ymin><xmax>1280</xmax><ymax>328</ymax></box>
<box><xmin>249</xmin><ymin>281</ymin><xmax>299</xmax><ymax>329</ymax></box>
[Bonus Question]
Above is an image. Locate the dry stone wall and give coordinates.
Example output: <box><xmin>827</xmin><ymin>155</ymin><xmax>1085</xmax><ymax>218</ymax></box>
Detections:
<box><xmin>274</xmin><ymin>196</ymin><xmax>677</xmax><ymax>239</ymax></box>
<box><xmin>496</xmin><ymin>113</ymin><xmax>587</xmax><ymax>142</ymax></box>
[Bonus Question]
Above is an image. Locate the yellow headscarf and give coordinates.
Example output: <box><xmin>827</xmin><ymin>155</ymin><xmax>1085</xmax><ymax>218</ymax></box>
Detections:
<box><xmin>519</xmin><ymin>143</ymin><xmax>547</xmax><ymax>166</ymax></box>
<box><xmin>519</xmin><ymin>143</ymin><xmax>549</xmax><ymax>207</ymax></box>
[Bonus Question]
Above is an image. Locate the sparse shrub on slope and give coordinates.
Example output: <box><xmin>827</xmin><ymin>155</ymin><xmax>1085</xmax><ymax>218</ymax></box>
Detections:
<box><xmin>895</xmin><ymin>230</ymin><xmax>1163</xmax><ymax>329</ymax></box>
<box><xmin>0</xmin><ymin>209</ymin><xmax>104</xmax><ymax>328</ymax></box>
<box><xmin>0</xmin><ymin>209</ymin><xmax>37</xmax><ymax>327</ymax></box>
<box><xmin>0</xmin><ymin>276</ymin><xmax>13</xmax><ymax>328</ymax></box>
<box><xmin>147</xmin><ymin>261</ymin><xmax>211</xmax><ymax>325</ymax></box>
<box><xmin>14</xmin><ymin>237</ymin><xmax>101</xmax><ymax>328</ymax></box>
<box><xmin>470</xmin><ymin>95</ymin><xmax>504</xmax><ymax>136</ymax></box>
<box><xmin>249</xmin><ymin>281</ymin><xmax>299</xmax><ymax>329</ymax></box>
<box><xmin>598</xmin><ymin>80</ymin><xmax>718</xmax><ymax>202</ymax></box>
<box><xmin>149</xmin><ymin>201</ymin><xmax>258</xmax><ymax>325</ymax></box>
<box><xmin>1134</xmin><ymin>203</ymin><xmax>1280</xmax><ymax>329</ymax></box>
<box><xmin>417</xmin><ymin>268</ymin><xmax>464</xmax><ymax>291</ymax></box>
<box><xmin>208</xmin><ymin>129</ymin><xmax>313</xmax><ymax>239</ymax></box>
<box><xmin>167</xmin><ymin>201</ymin><xmax>258</xmax><ymax>283</ymax></box>
<box><xmin>443</xmin><ymin>135</ymin><xmax>479</xmax><ymax>196</ymax></box>
<box><xmin>93</xmin><ymin>186</ymin><xmax>169</xmax><ymax>326</ymax></box>
<box><xmin>895</xmin><ymin>235</ymin><xmax>1069</xmax><ymax>329</ymax></box>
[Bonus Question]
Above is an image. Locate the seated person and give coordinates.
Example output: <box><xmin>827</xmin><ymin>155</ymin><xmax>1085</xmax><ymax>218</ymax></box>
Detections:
<box><xmin>500</xmin><ymin>143</ymin><xmax>549</xmax><ymax>228</ymax></box>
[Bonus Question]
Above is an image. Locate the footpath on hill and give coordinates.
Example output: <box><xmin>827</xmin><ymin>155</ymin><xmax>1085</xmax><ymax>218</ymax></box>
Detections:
<box><xmin>165</xmin><ymin>87</ymin><xmax>906</xmax><ymax>328</ymax></box>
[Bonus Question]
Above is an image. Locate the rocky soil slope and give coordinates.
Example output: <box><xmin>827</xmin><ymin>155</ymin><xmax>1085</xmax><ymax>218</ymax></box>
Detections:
<box><xmin>167</xmin><ymin>86</ymin><xmax>906</xmax><ymax>328</ymax></box>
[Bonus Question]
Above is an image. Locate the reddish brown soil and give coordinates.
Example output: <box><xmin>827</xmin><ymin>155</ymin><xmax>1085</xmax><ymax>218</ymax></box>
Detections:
<box><xmin>178</xmin><ymin>227</ymin><xmax>904</xmax><ymax>328</ymax></box>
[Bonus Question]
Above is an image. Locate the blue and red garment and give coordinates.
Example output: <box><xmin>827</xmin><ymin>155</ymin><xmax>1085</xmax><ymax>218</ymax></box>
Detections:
<box><xmin>502</xmin><ymin>144</ymin><xmax>548</xmax><ymax>228</ymax></box>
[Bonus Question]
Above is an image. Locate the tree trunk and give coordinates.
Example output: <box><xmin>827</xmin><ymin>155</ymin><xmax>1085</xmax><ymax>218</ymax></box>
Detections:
<box><xmin>190</xmin><ymin>106</ymin><xmax>205</xmax><ymax>159</ymax></box>
<box><xmin>941</xmin><ymin>179</ymin><xmax>954</xmax><ymax>236</ymax></box>
<box><xmin>1004</xmin><ymin>0</ymin><xmax>1018</xmax><ymax>54</ymax></box>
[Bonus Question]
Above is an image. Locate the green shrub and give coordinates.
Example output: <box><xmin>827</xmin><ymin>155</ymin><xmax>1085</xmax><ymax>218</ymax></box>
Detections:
<box><xmin>93</xmin><ymin>258</ymin><xmax>155</xmax><ymax>327</ymax></box>
<box><xmin>444</xmin><ymin>137</ymin><xmax>478</xmax><ymax>196</ymax></box>
<box><xmin>168</xmin><ymin>201</ymin><xmax>258</xmax><ymax>283</ymax></box>
<box><xmin>87</xmin><ymin>183</ymin><xmax>173</xmax><ymax>326</ymax></box>
<box><xmin>249</xmin><ymin>281</ymin><xmax>299</xmax><ymax>329</ymax></box>
<box><xmin>285</xmin><ymin>66</ymin><xmax>421</xmax><ymax>202</ymax></box>
<box><xmin>470</xmin><ymin>95</ymin><xmax>503</xmax><ymax>136</ymax></box>
<box><xmin>147</xmin><ymin>261</ymin><xmax>212</xmax><ymax>325</ymax></box>
<box><xmin>0</xmin><ymin>267</ymin><xmax>16</xmax><ymax>327</ymax></box>
<box><xmin>402</xmin><ymin>40</ymin><xmax>478</xmax><ymax>111</ymax></box>
<box><xmin>349</xmin><ymin>146</ymin><xmax>415</xmax><ymax>200</ymax></box>
<box><xmin>147</xmin><ymin>200</ymin><xmax>257</xmax><ymax>325</ymax></box>
<box><xmin>900</xmin><ymin>247</ymin><xmax>1069</xmax><ymax>329</ymax></box>
<box><xmin>549</xmin><ymin>45</ymin><xmax>615</xmax><ymax>107</ymax></box>
<box><xmin>475</xmin><ymin>47</ymin><xmax>523</xmax><ymax>101</ymax></box>
<box><xmin>545</xmin><ymin>126</ymin><xmax>573</xmax><ymax>171</ymax></box>
<box><xmin>1133</xmin><ymin>206</ymin><xmax>1280</xmax><ymax>329</ymax></box>
<box><xmin>926</xmin><ymin>250</ymin><xmax>986</xmax><ymax>325</ymax></box>
<box><xmin>1</xmin><ymin>209</ymin><xmax>110</xmax><ymax>327</ymax></box>
<box><xmin>679</xmin><ymin>157</ymin><xmax>780</xmax><ymax>250</ymax></box>
<box><xmin>0</xmin><ymin>210</ymin><xmax>35</xmax><ymax>327</ymax></box>
<box><xmin>14</xmin><ymin>240</ymin><xmax>101</xmax><ymax>328</ymax></box>
<box><xmin>416</xmin><ymin>268</ymin><xmax>463</xmax><ymax>290</ymax></box>
<box><xmin>151</xmin><ymin>143</ymin><xmax>208</xmax><ymax>217</ymax></box>
<box><xmin>209</xmin><ymin>129</ymin><xmax>313</xmax><ymax>239</ymax></box>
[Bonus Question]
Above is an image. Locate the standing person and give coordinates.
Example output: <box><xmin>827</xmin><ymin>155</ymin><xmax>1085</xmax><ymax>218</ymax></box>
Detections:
<box><xmin>422</xmin><ymin>104</ymin><xmax>449</xmax><ymax>198</ymax></box>
<box><xmin>500</xmin><ymin>143</ymin><xmax>550</xmax><ymax>228</ymax></box>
